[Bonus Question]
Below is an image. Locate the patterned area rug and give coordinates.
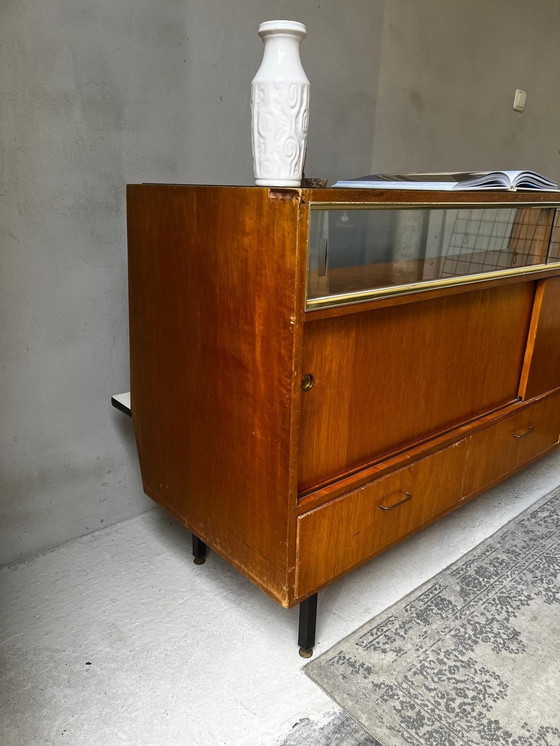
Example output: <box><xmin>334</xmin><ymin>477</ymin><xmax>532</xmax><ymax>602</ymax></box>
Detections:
<box><xmin>305</xmin><ymin>488</ymin><xmax>560</xmax><ymax>746</ymax></box>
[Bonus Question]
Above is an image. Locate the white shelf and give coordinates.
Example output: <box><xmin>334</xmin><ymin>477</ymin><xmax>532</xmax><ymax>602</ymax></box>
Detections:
<box><xmin>111</xmin><ymin>392</ymin><xmax>131</xmax><ymax>416</ymax></box>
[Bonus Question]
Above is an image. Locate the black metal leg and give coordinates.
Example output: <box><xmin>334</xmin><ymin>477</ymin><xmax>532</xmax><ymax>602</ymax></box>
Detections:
<box><xmin>192</xmin><ymin>534</ymin><xmax>207</xmax><ymax>565</ymax></box>
<box><xmin>298</xmin><ymin>593</ymin><xmax>318</xmax><ymax>658</ymax></box>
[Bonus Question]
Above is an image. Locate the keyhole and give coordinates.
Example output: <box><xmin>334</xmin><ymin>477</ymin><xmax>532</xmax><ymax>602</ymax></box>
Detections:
<box><xmin>301</xmin><ymin>374</ymin><xmax>315</xmax><ymax>391</ymax></box>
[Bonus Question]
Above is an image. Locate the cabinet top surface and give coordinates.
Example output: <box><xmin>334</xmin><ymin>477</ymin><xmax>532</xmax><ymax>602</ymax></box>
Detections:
<box><xmin>128</xmin><ymin>183</ymin><xmax>560</xmax><ymax>207</ymax></box>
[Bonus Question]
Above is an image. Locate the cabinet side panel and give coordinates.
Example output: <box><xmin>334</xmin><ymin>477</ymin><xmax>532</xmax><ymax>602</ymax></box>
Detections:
<box><xmin>127</xmin><ymin>185</ymin><xmax>302</xmax><ymax>606</ymax></box>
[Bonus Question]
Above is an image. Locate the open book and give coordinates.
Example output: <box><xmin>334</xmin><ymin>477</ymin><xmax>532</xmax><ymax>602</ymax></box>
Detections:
<box><xmin>332</xmin><ymin>170</ymin><xmax>558</xmax><ymax>191</ymax></box>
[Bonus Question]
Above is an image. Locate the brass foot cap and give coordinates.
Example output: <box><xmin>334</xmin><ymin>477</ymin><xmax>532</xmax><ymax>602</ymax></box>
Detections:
<box><xmin>298</xmin><ymin>647</ymin><xmax>313</xmax><ymax>659</ymax></box>
<box><xmin>193</xmin><ymin>557</ymin><xmax>206</xmax><ymax>565</ymax></box>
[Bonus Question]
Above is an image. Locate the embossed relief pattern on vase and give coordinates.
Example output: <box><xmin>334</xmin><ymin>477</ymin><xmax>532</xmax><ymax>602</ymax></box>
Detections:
<box><xmin>251</xmin><ymin>80</ymin><xmax>309</xmax><ymax>181</ymax></box>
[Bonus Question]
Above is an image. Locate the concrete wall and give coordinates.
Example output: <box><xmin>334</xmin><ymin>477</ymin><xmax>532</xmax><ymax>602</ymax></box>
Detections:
<box><xmin>370</xmin><ymin>0</ymin><xmax>560</xmax><ymax>182</ymax></box>
<box><xmin>0</xmin><ymin>0</ymin><xmax>383</xmax><ymax>565</ymax></box>
<box><xmin>2</xmin><ymin>0</ymin><xmax>560</xmax><ymax>565</ymax></box>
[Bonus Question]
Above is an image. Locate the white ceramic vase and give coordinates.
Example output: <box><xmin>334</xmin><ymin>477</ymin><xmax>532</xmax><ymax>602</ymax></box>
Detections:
<box><xmin>251</xmin><ymin>20</ymin><xmax>310</xmax><ymax>187</ymax></box>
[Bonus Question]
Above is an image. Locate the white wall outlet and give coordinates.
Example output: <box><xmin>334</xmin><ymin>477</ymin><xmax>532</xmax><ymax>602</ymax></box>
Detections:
<box><xmin>513</xmin><ymin>89</ymin><xmax>527</xmax><ymax>112</ymax></box>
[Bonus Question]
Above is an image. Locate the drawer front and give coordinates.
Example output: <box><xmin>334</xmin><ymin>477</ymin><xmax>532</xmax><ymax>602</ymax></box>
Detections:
<box><xmin>464</xmin><ymin>393</ymin><xmax>560</xmax><ymax>496</ymax></box>
<box><xmin>295</xmin><ymin>440</ymin><xmax>468</xmax><ymax>598</ymax></box>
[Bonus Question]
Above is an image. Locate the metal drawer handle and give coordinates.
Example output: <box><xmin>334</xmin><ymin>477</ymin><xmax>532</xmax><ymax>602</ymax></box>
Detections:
<box><xmin>512</xmin><ymin>425</ymin><xmax>535</xmax><ymax>439</ymax></box>
<box><xmin>379</xmin><ymin>491</ymin><xmax>413</xmax><ymax>511</ymax></box>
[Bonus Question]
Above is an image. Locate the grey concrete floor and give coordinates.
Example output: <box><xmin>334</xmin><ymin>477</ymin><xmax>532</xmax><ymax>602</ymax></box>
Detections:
<box><xmin>2</xmin><ymin>450</ymin><xmax>560</xmax><ymax>746</ymax></box>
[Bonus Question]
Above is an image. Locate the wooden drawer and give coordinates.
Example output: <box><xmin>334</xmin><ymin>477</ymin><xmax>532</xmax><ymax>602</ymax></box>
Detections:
<box><xmin>295</xmin><ymin>440</ymin><xmax>468</xmax><ymax>598</ymax></box>
<box><xmin>464</xmin><ymin>393</ymin><xmax>560</xmax><ymax>496</ymax></box>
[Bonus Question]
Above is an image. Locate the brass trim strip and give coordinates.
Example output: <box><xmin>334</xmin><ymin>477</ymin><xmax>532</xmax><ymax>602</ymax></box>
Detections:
<box><xmin>306</xmin><ymin>263</ymin><xmax>560</xmax><ymax>311</ymax></box>
<box><xmin>309</xmin><ymin>202</ymin><xmax>560</xmax><ymax>210</ymax></box>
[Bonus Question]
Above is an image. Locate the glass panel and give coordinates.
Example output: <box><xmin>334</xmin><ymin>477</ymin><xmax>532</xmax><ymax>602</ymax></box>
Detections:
<box><xmin>548</xmin><ymin>209</ymin><xmax>560</xmax><ymax>263</ymax></box>
<box><xmin>307</xmin><ymin>206</ymin><xmax>558</xmax><ymax>305</ymax></box>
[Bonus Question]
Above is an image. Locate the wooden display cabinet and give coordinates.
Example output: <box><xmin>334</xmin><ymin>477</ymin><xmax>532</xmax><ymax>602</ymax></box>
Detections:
<box><xmin>126</xmin><ymin>185</ymin><xmax>560</xmax><ymax>655</ymax></box>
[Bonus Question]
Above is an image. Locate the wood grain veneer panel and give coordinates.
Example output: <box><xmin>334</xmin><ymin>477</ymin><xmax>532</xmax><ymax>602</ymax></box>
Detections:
<box><xmin>305</xmin><ymin>188</ymin><xmax>560</xmax><ymax>206</ymax></box>
<box><xmin>463</xmin><ymin>392</ymin><xmax>560</xmax><ymax>496</ymax></box>
<box><xmin>522</xmin><ymin>277</ymin><xmax>560</xmax><ymax>399</ymax></box>
<box><xmin>295</xmin><ymin>439</ymin><xmax>468</xmax><ymax>597</ymax></box>
<box><xmin>299</xmin><ymin>282</ymin><xmax>535</xmax><ymax>490</ymax></box>
<box><xmin>127</xmin><ymin>185</ymin><xmax>305</xmax><ymax>606</ymax></box>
